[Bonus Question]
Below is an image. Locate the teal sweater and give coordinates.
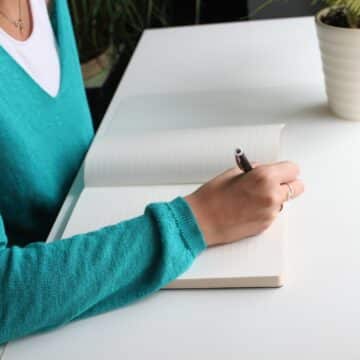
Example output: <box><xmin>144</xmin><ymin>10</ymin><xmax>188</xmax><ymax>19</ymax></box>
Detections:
<box><xmin>0</xmin><ymin>0</ymin><xmax>206</xmax><ymax>345</ymax></box>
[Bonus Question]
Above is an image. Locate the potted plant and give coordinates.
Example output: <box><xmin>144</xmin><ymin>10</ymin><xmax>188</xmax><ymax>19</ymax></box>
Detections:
<box><xmin>315</xmin><ymin>1</ymin><xmax>360</xmax><ymax>120</ymax></box>
<box><xmin>253</xmin><ymin>0</ymin><xmax>360</xmax><ymax>120</ymax></box>
<box><xmin>69</xmin><ymin>0</ymin><xmax>116</xmax><ymax>88</ymax></box>
<box><xmin>69</xmin><ymin>0</ymin><xmax>169</xmax><ymax>88</ymax></box>
<box><xmin>68</xmin><ymin>0</ymin><xmax>170</xmax><ymax>129</ymax></box>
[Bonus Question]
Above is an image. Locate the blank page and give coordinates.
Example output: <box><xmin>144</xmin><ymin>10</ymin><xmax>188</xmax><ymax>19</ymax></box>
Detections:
<box><xmin>62</xmin><ymin>186</ymin><xmax>285</xmax><ymax>288</ymax></box>
<box><xmin>84</xmin><ymin>124</ymin><xmax>284</xmax><ymax>186</ymax></box>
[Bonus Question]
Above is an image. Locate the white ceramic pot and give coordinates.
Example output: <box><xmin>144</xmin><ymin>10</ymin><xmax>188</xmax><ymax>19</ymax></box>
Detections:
<box><xmin>316</xmin><ymin>8</ymin><xmax>360</xmax><ymax>121</ymax></box>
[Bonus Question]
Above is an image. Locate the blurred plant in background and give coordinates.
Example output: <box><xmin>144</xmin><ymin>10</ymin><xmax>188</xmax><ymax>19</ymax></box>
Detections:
<box><xmin>68</xmin><ymin>0</ymin><xmax>204</xmax><ymax>89</ymax></box>
<box><xmin>68</xmin><ymin>0</ymin><xmax>203</xmax><ymax>63</ymax></box>
<box><xmin>69</xmin><ymin>0</ymin><xmax>242</xmax><ymax>129</ymax></box>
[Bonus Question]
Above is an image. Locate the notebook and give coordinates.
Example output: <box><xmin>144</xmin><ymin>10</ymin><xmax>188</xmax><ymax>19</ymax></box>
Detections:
<box><xmin>60</xmin><ymin>124</ymin><xmax>286</xmax><ymax>288</ymax></box>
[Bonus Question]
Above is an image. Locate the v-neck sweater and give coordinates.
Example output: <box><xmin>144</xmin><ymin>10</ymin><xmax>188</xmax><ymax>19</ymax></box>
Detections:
<box><xmin>0</xmin><ymin>0</ymin><xmax>206</xmax><ymax>344</ymax></box>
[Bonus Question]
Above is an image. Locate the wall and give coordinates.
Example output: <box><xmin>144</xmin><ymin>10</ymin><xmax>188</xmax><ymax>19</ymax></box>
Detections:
<box><xmin>248</xmin><ymin>0</ymin><xmax>323</xmax><ymax>19</ymax></box>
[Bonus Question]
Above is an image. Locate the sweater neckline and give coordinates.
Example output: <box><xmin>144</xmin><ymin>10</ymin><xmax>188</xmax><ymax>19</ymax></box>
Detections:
<box><xmin>0</xmin><ymin>0</ymin><xmax>64</xmax><ymax>101</ymax></box>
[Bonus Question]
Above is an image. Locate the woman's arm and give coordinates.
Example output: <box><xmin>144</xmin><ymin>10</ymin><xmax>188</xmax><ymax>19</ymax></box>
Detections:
<box><xmin>0</xmin><ymin>197</ymin><xmax>206</xmax><ymax>345</ymax></box>
<box><xmin>0</xmin><ymin>161</ymin><xmax>303</xmax><ymax>345</ymax></box>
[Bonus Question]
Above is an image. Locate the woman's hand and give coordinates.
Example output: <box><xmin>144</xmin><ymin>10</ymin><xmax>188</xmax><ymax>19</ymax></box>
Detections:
<box><xmin>184</xmin><ymin>161</ymin><xmax>304</xmax><ymax>247</ymax></box>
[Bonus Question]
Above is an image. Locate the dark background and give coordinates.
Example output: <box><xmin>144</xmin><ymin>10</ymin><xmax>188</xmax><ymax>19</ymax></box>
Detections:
<box><xmin>248</xmin><ymin>0</ymin><xmax>322</xmax><ymax>19</ymax></box>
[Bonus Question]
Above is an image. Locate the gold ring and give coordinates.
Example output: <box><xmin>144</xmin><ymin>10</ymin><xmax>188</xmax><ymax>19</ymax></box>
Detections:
<box><xmin>285</xmin><ymin>183</ymin><xmax>294</xmax><ymax>201</ymax></box>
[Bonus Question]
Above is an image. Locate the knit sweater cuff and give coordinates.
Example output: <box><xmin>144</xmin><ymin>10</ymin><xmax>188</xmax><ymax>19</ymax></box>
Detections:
<box><xmin>167</xmin><ymin>196</ymin><xmax>207</xmax><ymax>258</ymax></box>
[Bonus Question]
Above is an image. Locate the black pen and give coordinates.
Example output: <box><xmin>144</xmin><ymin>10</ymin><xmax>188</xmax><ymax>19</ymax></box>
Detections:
<box><xmin>234</xmin><ymin>148</ymin><xmax>253</xmax><ymax>173</ymax></box>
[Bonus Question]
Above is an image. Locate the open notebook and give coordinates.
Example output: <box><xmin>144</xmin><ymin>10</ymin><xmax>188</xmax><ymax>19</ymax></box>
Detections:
<box><xmin>60</xmin><ymin>124</ymin><xmax>285</xmax><ymax>288</ymax></box>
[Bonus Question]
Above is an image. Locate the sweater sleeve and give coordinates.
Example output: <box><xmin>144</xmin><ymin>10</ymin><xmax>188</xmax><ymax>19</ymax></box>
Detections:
<box><xmin>0</xmin><ymin>196</ymin><xmax>207</xmax><ymax>345</ymax></box>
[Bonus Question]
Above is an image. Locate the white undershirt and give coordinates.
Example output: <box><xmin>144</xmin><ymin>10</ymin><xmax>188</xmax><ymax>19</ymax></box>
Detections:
<box><xmin>0</xmin><ymin>0</ymin><xmax>61</xmax><ymax>97</ymax></box>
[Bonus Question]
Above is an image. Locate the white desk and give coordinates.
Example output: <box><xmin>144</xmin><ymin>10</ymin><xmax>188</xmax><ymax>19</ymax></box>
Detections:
<box><xmin>4</xmin><ymin>16</ymin><xmax>360</xmax><ymax>360</ymax></box>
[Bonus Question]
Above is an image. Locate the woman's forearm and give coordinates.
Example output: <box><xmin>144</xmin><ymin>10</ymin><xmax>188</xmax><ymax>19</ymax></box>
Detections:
<box><xmin>0</xmin><ymin>197</ymin><xmax>206</xmax><ymax>345</ymax></box>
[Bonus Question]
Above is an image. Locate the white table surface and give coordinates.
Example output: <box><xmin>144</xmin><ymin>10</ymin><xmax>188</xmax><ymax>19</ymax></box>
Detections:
<box><xmin>4</xmin><ymin>16</ymin><xmax>360</xmax><ymax>360</ymax></box>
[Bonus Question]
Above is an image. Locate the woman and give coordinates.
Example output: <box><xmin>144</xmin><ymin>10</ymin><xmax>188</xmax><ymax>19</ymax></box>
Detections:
<box><xmin>0</xmin><ymin>0</ymin><xmax>304</xmax><ymax>344</ymax></box>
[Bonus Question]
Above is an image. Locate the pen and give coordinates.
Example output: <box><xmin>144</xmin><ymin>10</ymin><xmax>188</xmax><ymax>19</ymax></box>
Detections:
<box><xmin>234</xmin><ymin>148</ymin><xmax>253</xmax><ymax>173</ymax></box>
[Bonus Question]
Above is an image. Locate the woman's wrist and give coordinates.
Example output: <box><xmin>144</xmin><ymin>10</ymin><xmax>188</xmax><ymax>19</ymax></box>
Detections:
<box><xmin>184</xmin><ymin>193</ymin><xmax>220</xmax><ymax>247</ymax></box>
<box><xmin>166</xmin><ymin>197</ymin><xmax>208</xmax><ymax>256</ymax></box>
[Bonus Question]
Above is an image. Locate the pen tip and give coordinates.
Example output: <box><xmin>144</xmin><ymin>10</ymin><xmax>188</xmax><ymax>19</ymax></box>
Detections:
<box><xmin>235</xmin><ymin>148</ymin><xmax>243</xmax><ymax>156</ymax></box>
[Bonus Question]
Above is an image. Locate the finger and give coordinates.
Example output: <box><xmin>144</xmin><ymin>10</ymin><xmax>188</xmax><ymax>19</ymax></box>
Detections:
<box><xmin>224</xmin><ymin>162</ymin><xmax>262</xmax><ymax>179</ymax></box>
<box><xmin>279</xmin><ymin>179</ymin><xmax>304</xmax><ymax>202</ymax></box>
<box><xmin>213</xmin><ymin>167</ymin><xmax>243</xmax><ymax>184</ymax></box>
<box><xmin>229</xmin><ymin>166</ymin><xmax>244</xmax><ymax>176</ymax></box>
<box><xmin>236</xmin><ymin>162</ymin><xmax>260</xmax><ymax>176</ymax></box>
<box><xmin>264</xmin><ymin>161</ymin><xmax>300</xmax><ymax>184</ymax></box>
